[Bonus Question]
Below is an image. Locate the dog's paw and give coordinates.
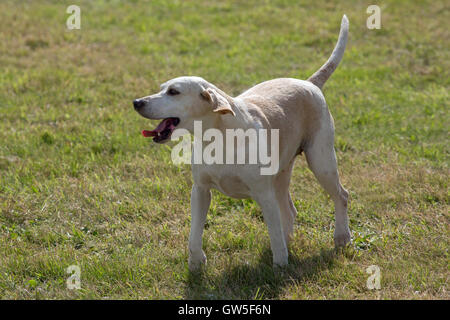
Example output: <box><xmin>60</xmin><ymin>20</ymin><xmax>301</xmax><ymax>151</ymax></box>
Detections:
<box><xmin>334</xmin><ymin>229</ymin><xmax>351</xmax><ymax>248</ymax></box>
<box><xmin>272</xmin><ymin>252</ymin><xmax>289</xmax><ymax>269</ymax></box>
<box><xmin>188</xmin><ymin>251</ymin><xmax>207</xmax><ymax>272</ymax></box>
<box><xmin>273</xmin><ymin>261</ymin><xmax>288</xmax><ymax>271</ymax></box>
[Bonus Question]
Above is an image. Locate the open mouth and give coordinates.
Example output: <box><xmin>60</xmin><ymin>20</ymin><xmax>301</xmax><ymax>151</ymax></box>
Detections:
<box><xmin>142</xmin><ymin>117</ymin><xmax>180</xmax><ymax>143</ymax></box>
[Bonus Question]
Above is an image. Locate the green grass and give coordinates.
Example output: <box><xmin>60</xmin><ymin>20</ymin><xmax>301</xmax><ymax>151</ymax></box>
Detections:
<box><xmin>0</xmin><ymin>0</ymin><xmax>448</xmax><ymax>299</ymax></box>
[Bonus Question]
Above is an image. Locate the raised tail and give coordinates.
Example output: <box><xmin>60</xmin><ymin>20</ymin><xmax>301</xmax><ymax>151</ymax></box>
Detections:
<box><xmin>307</xmin><ymin>15</ymin><xmax>349</xmax><ymax>89</ymax></box>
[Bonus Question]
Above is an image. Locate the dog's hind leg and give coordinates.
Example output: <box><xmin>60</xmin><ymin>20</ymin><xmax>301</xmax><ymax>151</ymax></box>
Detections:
<box><xmin>305</xmin><ymin>124</ymin><xmax>351</xmax><ymax>247</ymax></box>
<box><xmin>275</xmin><ymin>159</ymin><xmax>297</xmax><ymax>245</ymax></box>
<box><xmin>254</xmin><ymin>186</ymin><xmax>289</xmax><ymax>267</ymax></box>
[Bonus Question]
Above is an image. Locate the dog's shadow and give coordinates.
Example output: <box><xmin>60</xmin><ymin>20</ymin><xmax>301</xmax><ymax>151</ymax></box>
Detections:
<box><xmin>184</xmin><ymin>247</ymin><xmax>339</xmax><ymax>299</ymax></box>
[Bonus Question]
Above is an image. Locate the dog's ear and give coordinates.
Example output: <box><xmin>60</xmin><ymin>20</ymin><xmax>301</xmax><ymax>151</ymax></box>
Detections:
<box><xmin>201</xmin><ymin>88</ymin><xmax>236</xmax><ymax>116</ymax></box>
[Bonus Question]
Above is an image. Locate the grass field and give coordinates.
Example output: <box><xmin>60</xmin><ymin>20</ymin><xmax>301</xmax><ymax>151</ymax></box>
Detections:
<box><xmin>0</xmin><ymin>0</ymin><xmax>448</xmax><ymax>299</ymax></box>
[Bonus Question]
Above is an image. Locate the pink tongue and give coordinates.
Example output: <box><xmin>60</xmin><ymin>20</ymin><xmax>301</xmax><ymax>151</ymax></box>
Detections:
<box><xmin>142</xmin><ymin>119</ymin><xmax>176</xmax><ymax>137</ymax></box>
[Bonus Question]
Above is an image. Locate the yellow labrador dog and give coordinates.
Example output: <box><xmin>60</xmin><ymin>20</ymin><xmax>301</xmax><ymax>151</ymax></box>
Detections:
<box><xmin>134</xmin><ymin>15</ymin><xmax>351</xmax><ymax>270</ymax></box>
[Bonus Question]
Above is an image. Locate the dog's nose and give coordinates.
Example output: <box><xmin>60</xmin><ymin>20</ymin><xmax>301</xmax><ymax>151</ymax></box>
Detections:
<box><xmin>133</xmin><ymin>99</ymin><xmax>145</xmax><ymax>110</ymax></box>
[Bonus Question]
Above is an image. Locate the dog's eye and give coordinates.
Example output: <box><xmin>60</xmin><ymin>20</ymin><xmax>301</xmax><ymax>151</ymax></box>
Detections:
<box><xmin>167</xmin><ymin>88</ymin><xmax>180</xmax><ymax>96</ymax></box>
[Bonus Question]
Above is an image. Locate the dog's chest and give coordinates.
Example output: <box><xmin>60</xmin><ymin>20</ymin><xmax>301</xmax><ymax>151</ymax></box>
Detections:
<box><xmin>193</xmin><ymin>165</ymin><xmax>252</xmax><ymax>199</ymax></box>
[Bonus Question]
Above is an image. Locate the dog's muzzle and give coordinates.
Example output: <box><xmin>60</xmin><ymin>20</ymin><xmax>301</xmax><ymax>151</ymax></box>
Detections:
<box><xmin>133</xmin><ymin>99</ymin><xmax>145</xmax><ymax>111</ymax></box>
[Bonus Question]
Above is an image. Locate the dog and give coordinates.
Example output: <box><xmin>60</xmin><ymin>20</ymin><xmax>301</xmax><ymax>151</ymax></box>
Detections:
<box><xmin>133</xmin><ymin>15</ymin><xmax>351</xmax><ymax>270</ymax></box>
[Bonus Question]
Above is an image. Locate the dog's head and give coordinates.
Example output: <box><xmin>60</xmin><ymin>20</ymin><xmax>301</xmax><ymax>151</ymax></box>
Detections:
<box><xmin>133</xmin><ymin>76</ymin><xmax>235</xmax><ymax>143</ymax></box>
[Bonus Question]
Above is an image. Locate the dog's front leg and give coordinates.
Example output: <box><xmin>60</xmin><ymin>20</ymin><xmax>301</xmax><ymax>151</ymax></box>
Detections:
<box><xmin>254</xmin><ymin>189</ymin><xmax>289</xmax><ymax>268</ymax></box>
<box><xmin>188</xmin><ymin>184</ymin><xmax>211</xmax><ymax>271</ymax></box>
